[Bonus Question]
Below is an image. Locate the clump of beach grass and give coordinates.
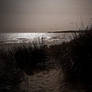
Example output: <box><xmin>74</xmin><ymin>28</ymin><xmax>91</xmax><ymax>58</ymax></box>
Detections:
<box><xmin>55</xmin><ymin>26</ymin><xmax>92</xmax><ymax>91</ymax></box>
<box><xmin>0</xmin><ymin>48</ymin><xmax>24</xmax><ymax>92</ymax></box>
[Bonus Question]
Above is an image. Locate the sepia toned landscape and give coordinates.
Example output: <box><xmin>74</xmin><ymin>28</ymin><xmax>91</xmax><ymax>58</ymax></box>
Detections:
<box><xmin>0</xmin><ymin>0</ymin><xmax>92</xmax><ymax>92</ymax></box>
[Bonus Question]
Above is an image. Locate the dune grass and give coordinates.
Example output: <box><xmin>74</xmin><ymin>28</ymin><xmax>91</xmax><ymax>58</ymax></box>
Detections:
<box><xmin>56</xmin><ymin>27</ymin><xmax>92</xmax><ymax>90</ymax></box>
<box><xmin>0</xmin><ymin>48</ymin><xmax>24</xmax><ymax>92</ymax></box>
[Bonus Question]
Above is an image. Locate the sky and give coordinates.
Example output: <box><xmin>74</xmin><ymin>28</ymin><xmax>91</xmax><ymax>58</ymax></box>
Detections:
<box><xmin>0</xmin><ymin>0</ymin><xmax>92</xmax><ymax>32</ymax></box>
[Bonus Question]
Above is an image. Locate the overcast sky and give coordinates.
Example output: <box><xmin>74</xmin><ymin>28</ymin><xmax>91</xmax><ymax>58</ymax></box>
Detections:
<box><xmin>0</xmin><ymin>0</ymin><xmax>92</xmax><ymax>32</ymax></box>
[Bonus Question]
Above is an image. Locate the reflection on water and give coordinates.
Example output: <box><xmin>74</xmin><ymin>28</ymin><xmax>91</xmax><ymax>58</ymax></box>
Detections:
<box><xmin>0</xmin><ymin>33</ymin><xmax>73</xmax><ymax>45</ymax></box>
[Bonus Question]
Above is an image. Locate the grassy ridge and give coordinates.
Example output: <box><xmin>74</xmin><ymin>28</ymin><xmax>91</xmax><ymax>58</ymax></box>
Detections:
<box><xmin>57</xmin><ymin>28</ymin><xmax>92</xmax><ymax>90</ymax></box>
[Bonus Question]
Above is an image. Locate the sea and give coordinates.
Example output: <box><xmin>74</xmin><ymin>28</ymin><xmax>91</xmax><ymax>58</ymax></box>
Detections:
<box><xmin>0</xmin><ymin>33</ymin><xmax>73</xmax><ymax>45</ymax></box>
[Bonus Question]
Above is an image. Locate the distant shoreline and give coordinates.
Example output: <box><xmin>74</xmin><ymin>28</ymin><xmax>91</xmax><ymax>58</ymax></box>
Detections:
<box><xmin>48</xmin><ymin>30</ymin><xmax>87</xmax><ymax>33</ymax></box>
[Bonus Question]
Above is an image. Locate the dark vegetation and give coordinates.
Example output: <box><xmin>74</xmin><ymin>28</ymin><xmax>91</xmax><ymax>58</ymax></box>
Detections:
<box><xmin>0</xmin><ymin>49</ymin><xmax>24</xmax><ymax>92</ymax></box>
<box><xmin>12</xmin><ymin>44</ymin><xmax>49</xmax><ymax>75</ymax></box>
<box><xmin>0</xmin><ymin>26</ymin><xmax>92</xmax><ymax>91</ymax></box>
<box><xmin>57</xmin><ymin>27</ymin><xmax>92</xmax><ymax>91</ymax></box>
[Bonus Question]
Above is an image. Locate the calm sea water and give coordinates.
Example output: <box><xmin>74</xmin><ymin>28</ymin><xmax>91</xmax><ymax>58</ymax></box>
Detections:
<box><xmin>0</xmin><ymin>33</ymin><xmax>73</xmax><ymax>45</ymax></box>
